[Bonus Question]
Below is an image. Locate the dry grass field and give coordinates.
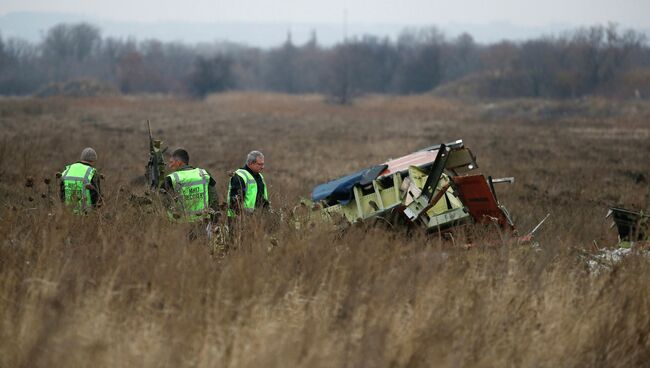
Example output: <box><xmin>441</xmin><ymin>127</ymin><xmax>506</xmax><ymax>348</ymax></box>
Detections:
<box><xmin>1</xmin><ymin>93</ymin><xmax>649</xmax><ymax>367</ymax></box>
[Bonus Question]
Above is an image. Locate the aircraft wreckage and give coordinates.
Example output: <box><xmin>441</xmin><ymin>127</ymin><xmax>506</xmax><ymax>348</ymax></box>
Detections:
<box><xmin>310</xmin><ymin>140</ymin><xmax>518</xmax><ymax>234</ymax></box>
<box><xmin>606</xmin><ymin>207</ymin><xmax>649</xmax><ymax>247</ymax></box>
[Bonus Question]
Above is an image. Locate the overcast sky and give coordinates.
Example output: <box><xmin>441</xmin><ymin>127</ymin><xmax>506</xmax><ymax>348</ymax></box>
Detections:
<box><xmin>1</xmin><ymin>0</ymin><xmax>650</xmax><ymax>27</ymax></box>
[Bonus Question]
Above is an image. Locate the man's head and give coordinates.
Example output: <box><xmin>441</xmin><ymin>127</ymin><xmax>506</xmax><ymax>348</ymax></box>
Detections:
<box><xmin>80</xmin><ymin>147</ymin><xmax>97</xmax><ymax>166</ymax></box>
<box><xmin>246</xmin><ymin>150</ymin><xmax>265</xmax><ymax>174</ymax></box>
<box><xmin>169</xmin><ymin>148</ymin><xmax>190</xmax><ymax>170</ymax></box>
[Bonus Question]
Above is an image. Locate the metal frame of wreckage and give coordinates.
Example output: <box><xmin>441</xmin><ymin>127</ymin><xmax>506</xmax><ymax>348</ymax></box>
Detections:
<box><xmin>606</xmin><ymin>207</ymin><xmax>650</xmax><ymax>244</ymax></box>
<box><xmin>311</xmin><ymin>140</ymin><xmax>515</xmax><ymax>232</ymax></box>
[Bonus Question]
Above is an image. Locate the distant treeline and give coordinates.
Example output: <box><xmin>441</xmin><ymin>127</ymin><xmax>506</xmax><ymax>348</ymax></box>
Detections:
<box><xmin>0</xmin><ymin>22</ymin><xmax>649</xmax><ymax>100</ymax></box>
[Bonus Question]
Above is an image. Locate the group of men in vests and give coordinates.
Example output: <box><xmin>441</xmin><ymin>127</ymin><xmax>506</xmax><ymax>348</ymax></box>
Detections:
<box><xmin>59</xmin><ymin>147</ymin><xmax>269</xmax><ymax>222</ymax></box>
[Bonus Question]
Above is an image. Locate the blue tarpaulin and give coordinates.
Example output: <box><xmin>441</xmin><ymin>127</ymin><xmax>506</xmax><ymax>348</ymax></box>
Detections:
<box><xmin>311</xmin><ymin>169</ymin><xmax>367</xmax><ymax>204</ymax></box>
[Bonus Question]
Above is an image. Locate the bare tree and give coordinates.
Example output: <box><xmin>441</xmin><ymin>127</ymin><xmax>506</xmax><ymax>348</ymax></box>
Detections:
<box><xmin>263</xmin><ymin>33</ymin><xmax>297</xmax><ymax>93</ymax></box>
<box><xmin>42</xmin><ymin>23</ymin><xmax>101</xmax><ymax>81</ymax></box>
<box><xmin>390</xmin><ymin>28</ymin><xmax>445</xmax><ymax>93</ymax></box>
<box><xmin>187</xmin><ymin>55</ymin><xmax>233</xmax><ymax>98</ymax></box>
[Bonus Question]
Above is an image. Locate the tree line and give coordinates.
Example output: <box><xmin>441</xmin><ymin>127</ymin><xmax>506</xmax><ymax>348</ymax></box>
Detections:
<box><xmin>0</xmin><ymin>22</ymin><xmax>648</xmax><ymax>100</ymax></box>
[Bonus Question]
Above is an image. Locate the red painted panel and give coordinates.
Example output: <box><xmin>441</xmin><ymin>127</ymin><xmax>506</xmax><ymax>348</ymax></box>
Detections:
<box><xmin>452</xmin><ymin>175</ymin><xmax>512</xmax><ymax>229</ymax></box>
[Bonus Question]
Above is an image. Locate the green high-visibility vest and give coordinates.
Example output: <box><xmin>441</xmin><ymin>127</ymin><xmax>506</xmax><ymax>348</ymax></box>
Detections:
<box><xmin>227</xmin><ymin>169</ymin><xmax>268</xmax><ymax>217</ymax></box>
<box><xmin>61</xmin><ymin>162</ymin><xmax>96</xmax><ymax>213</ymax></box>
<box><xmin>167</xmin><ymin>168</ymin><xmax>211</xmax><ymax>223</ymax></box>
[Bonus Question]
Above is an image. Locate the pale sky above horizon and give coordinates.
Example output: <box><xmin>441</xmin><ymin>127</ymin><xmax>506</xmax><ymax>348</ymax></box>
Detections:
<box><xmin>1</xmin><ymin>0</ymin><xmax>649</xmax><ymax>28</ymax></box>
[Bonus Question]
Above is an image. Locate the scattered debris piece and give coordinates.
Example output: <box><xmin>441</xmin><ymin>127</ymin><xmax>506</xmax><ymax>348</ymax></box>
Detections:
<box><xmin>606</xmin><ymin>207</ymin><xmax>649</xmax><ymax>248</ymax></box>
<box><xmin>585</xmin><ymin>247</ymin><xmax>650</xmax><ymax>274</ymax></box>
<box><xmin>583</xmin><ymin>207</ymin><xmax>650</xmax><ymax>274</ymax></box>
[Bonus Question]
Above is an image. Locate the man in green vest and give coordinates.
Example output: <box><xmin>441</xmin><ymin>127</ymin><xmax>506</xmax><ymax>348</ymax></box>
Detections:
<box><xmin>59</xmin><ymin>147</ymin><xmax>102</xmax><ymax>213</ymax></box>
<box><xmin>227</xmin><ymin>150</ymin><xmax>269</xmax><ymax>217</ymax></box>
<box><xmin>163</xmin><ymin>148</ymin><xmax>219</xmax><ymax>223</ymax></box>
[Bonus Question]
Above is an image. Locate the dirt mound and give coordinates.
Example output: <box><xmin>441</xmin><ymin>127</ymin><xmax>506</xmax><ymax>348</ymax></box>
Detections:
<box><xmin>34</xmin><ymin>79</ymin><xmax>119</xmax><ymax>98</ymax></box>
<box><xmin>435</xmin><ymin>69</ymin><xmax>650</xmax><ymax>101</ymax></box>
<box><xmin>433</xmin><ymin>71</ymin><xmax>533</xmax><ymax>99</ymax></box>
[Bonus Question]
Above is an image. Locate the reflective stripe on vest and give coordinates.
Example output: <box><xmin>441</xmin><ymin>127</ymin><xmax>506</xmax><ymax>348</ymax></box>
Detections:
<box><xmin>167</xmin><ymin>168</ymin><xmax>211</xmax><ymax>222</ymax></box>
<box><xmin>61</xmin><ymin>162</ymin><xmax>95</xmax><ymax>212</ymax></box>
<box><xmin>227</xmin><ymin>169</ymin><xmax>268</xmax><ymax>217</ymax></box>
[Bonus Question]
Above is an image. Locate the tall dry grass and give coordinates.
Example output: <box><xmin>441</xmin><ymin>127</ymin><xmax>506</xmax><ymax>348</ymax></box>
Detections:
<box><xmin>1</xmin><ymin>93</ymin><xmax>649</xmax><ymax>367</ymax></box>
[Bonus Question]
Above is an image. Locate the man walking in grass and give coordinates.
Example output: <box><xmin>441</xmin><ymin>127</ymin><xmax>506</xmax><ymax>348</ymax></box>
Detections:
<box><xmin>227</xmin><ymin>150</ymin><xmax>270</xmax><ymax>218</ymax></box>
<box><xmin>163</xmin><ymin>148</ymin><xmax>219</xmax><ymax>223</ymax></box>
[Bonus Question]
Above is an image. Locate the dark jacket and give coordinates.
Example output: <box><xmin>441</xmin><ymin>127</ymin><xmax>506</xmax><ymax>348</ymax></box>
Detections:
<box><xmin>59</xmin><ymin>161</ymin><xmax>102</xmax><ymax>207</ymax></box>
<box><xmin>228</xmin><ymin>165</ymin><xmax>269</xmax><ymax>213</ymax></box>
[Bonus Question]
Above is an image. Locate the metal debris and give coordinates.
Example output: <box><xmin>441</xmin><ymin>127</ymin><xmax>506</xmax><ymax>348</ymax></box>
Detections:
<box><xmin>310</xmin><ymin>140</ymin><xmax>516</xmax><ymax>234</ymax></box>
